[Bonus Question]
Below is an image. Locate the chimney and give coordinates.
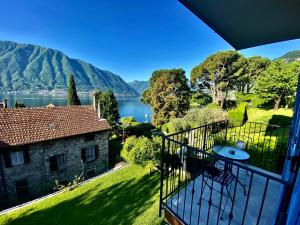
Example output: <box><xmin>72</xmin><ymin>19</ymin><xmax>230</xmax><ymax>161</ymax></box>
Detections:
<box><xmin>97</xmin><ymin>102</ymin><xmax>101</xmax><ymax>119</ymax></box>
<box><xmin>92</xmin><ymin>93</ymin><xmax>98</xmax><ymax>111</ymax></box>
<box><xmin>0</xmin><ymin>99</ymin><xmax>8</xmax><ymax>109</ymax></box>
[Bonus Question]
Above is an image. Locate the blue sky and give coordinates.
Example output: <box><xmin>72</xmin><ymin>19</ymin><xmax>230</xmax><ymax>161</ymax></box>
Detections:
<box><xmin>0</xmin><ymin>0</ymin><xmax>299</xmax><ymax>82</ymax></box>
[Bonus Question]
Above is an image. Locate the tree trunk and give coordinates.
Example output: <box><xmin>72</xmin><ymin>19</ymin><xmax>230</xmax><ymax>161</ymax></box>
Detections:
<box><xmin>211</xmin><ymin>87</ymin><xmax>218</xmax><ymax>104</ymax></box>
<box><xmin>218</xmin><ymin>88</ymin><xmax>224</xmax><ymax>108</ymax></box>
<box><xmin>246</xmin><ymin>84</ymin><xmax>250</xmax><ymax>93</ymax></box>
<box><xmin>274</xmin><ymin>94</ymin><xmax>282</xmax><ymax>110</ymax></box>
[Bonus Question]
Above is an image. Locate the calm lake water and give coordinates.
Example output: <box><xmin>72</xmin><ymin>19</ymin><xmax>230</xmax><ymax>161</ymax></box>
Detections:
<box><xmin>0</xmin><ymin>94</ymin><xmax>152</xmax><ymax>122</ymax></box>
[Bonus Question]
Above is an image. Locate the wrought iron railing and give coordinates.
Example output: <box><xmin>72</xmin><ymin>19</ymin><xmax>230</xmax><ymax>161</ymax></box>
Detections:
<box><xmin>165</xmin><ymin>121</ymin><xmax>290</xmax><ymax>174</ymax></box>
<box><xmin>159</xmin><ymin>121</ymin><xmax>290</xmax><ymax>225</ymax></box>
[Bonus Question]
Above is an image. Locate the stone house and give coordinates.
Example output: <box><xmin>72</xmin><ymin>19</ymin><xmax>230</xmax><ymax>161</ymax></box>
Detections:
<box><xmin>0</xmin><ymin>102</ymin><xmax>111</xmax><ymax>208</ymax></box>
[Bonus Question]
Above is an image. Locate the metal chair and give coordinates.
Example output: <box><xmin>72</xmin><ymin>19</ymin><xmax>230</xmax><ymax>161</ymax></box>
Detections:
<box><xmin>235</xmin><ymin>140</ymin><xmax>250</xmax><ymax>178</ymax></box>
<box><xmin>186</xmin><ymin>156</ymin><xmax>235</xmax><ymax>220</ymax></box>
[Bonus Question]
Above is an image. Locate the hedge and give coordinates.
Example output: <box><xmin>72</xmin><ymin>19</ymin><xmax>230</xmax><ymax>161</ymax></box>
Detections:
<box><xmin>235</xmin><ymin>92</ymin><xmax>265</xmax><ymax>108</ymax></box>
<box><xmin>228</xmin><ymin>102</ymin><xmax>248</xmax><ymax>126</ymax></box>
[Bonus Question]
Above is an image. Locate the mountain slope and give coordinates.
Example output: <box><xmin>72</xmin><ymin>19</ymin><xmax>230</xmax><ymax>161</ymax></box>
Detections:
<box><xmin>0</xmin><ymin>41</ymin><xmax>138</xmax><ymax>96</ymax></box>
<box><xmin>279</xmin><ymin>50</ymin><xmax>300</xmax><ymax>62</ymax></box>
<box><xmin>128</xmin><ymin>80</ymin><xmax>149</xmax><ymax>94</ymax></box>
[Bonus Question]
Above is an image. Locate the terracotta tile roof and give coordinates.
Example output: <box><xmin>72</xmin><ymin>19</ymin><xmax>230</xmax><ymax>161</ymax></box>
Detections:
<box><xmin>0</xmin><ymin>106</ymin><xmax>111</xmax><ymax>147</ymax></box>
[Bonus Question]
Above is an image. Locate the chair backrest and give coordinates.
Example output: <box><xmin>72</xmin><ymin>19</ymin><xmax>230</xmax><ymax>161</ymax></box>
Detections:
<box><xmin>235</xmin><ymin>140</ymin><xmax>246</xmax><ymax>150</ymax></box>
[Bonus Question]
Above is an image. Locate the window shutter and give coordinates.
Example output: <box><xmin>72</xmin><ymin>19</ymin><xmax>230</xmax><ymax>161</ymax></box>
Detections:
<box><xmin>49</xmin><ymin>156</ymin><xmax>58</xmax><ymax>171</ymax></box>
<box><xmin>23</xmin><ymin>145</ymin><xmax>30</xmax><ymax>164</ymax></box>
<box><xmin>3</xmin><ymin>149</ymin><xmax>12</xmax><ymax>168</ymax></box>
<box><xmin>81</xmin><ymin>148</ymin><xmax>86</xmax><ymax>162</ymax></box>
<box><xmin>94</xmin><ymin>145</ymin><xmax>99</xmax><ymax>159</ymax></box>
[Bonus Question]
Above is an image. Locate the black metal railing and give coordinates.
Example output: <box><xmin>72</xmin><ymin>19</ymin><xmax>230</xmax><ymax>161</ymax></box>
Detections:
<box><xmin>165</xmin><ymin>121</ymin><xmax>290</xmax><ymax>174</ymax></box>
<box><xmin>159</xmin><ymin>121</ymin><xmax>290</xmax><ymax>225</ymax></box>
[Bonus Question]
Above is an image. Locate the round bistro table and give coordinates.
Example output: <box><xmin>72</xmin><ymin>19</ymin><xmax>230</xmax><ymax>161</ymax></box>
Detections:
<box><xmin>212</xmin><ymin>145</ymin><xmax>250</xmax><ymax>195</ymax></box>
<box><xmin>212</xmin><ymin>146</ymin><xmax>250</xmax><ymax>162</ymax></box>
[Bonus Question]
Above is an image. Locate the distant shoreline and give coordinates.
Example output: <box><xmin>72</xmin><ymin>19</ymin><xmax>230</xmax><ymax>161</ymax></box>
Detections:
<box><xmin>0</xmin><ymin>90</ymin><xmax>140</xmax><ymax>98</ymax></box>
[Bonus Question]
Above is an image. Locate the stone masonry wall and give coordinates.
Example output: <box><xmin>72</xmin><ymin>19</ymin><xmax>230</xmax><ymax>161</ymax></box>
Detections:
<box><xmin>0</xmin><ymin>130</ymin><xmax>109</xmax><ymax>204</ymax></box>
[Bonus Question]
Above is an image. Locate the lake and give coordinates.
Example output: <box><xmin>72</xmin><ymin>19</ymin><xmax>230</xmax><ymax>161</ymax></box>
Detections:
<box><xmin>0</xmin><ymin>93</ymin><xmax>152</xmax><ymax>122</ymax></box>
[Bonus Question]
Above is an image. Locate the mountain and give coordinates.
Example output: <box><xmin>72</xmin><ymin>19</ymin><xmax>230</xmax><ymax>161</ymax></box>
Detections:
<box><xmin>128</xmin><ymin>80</ymin><xmax>149</xmax><ymax>94</ymax></box>
<box><xmin>0</xmin><ymin>41</ymin><xmax>138</xmax><ymax>96</ymax></box>
<box><xmin>279</xmin><ymin>50</ymin><xmax>300</xmax><ymax>62</ymax></box>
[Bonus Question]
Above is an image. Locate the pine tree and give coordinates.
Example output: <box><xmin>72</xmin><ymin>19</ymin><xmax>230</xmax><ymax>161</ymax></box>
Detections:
<box><xmin>99</xmin><ymin>90</ymin><xmax>120</xmax><ymax>126</ymax></box>
<box><xmin>67</xmin><ymin>74</ymin><xmax>81</xmax><ymax>105</ymax></box>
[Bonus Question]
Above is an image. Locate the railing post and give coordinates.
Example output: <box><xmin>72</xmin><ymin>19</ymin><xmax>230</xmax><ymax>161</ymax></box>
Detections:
<box><xmin>224</xmin><ymin>120</ymin><xmax>228</xmax><ymax>144</ymax></box>
<box><xmin>159</xmin><ymin>136</ymin><xmax>166</xmax><ymax>217</ymax></box>
<box><xmin>202</xmin><ymin>125</ymin><xmax>207</xmax><ymax>151</ymax></box>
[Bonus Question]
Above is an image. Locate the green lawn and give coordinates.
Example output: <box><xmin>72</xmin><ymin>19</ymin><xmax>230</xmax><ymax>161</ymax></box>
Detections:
<box><xmin>0</xmin><ymin>165</ymin><xmax>163</xmax><ymax>225</ymax></box>
<box><xmin>225</xmin><ymin>108</ymin><xmax>293</xmax><ymax>173</ymax></box>
<box><xmin>247</xmin><ymin>108</ymin><xmax>293</xmax><ymax>125</ymax></box>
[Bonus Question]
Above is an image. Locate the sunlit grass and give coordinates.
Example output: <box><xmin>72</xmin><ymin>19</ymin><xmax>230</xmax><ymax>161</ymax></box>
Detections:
<box><xmin>0</xmin><ymin>165</ymin><xmax>163</xmax><ymax>225</ymax></box>
<box><xmin>247</xmin><ymin>108</ymin><xmax>293</xmax><ymax>125</ymax></box>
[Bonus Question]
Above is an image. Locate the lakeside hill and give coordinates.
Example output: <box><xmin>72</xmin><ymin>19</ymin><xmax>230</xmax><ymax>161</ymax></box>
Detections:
<box><xmin>128</xmin><ymin>80</ymin><xmax>149</xmax><ymax>94</ymax></box>
<box><xmin>0</xmin><ymin>41</ymin><xmax>138</xmax><ymax>96</ymax></box>
<box><xmin>279</xmin><ymin>50</ymin><xmax>300</xmax><ymax>62</ymax></box>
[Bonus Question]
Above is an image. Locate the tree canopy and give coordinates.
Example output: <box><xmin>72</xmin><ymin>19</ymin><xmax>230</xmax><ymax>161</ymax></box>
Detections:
<box><xmin>67</xmin><ymin>74</ymin><xmax>81</xmax><ymax>105</ymax></box>
<box><xmin>14</xmin><ymin>101</ymin><xmax>26</xmax><ymax>108</ymax></box>
<box><xmin>234</xmin><ymin>56</ymin><xmax>270</xmax><ymax>93</ymax></box>
<box><xmin>190</xmin><ymin>51</ymin><xmax>243</xmax><ymax>107</ymax></box>
<box><xmin>140</xmin><ymin>88</ymin><xmax>151</xmax><ymax>104</ymax></box>
<box><xmin>254</xmin><ymin>60</ymin><xmax>300</xmax><ymax>109</ymax></box>
<box><xmin>145</xmin><ymin>68</ymin><xmax>190</xmax><ymax>126</ymax></box>
<box><xmin>95</xmin><ymin>90</ymin><xmax>120</xmax><ymax>126</ymax></box>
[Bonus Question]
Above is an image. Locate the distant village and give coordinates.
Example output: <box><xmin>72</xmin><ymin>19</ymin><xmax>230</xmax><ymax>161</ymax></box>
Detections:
<box><xmin>1</xmin><ymin>89</ymin><xmax>97</xmax><ymax>97</ymax></box>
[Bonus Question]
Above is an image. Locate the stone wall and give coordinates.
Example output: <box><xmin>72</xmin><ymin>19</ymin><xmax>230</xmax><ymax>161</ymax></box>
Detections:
<box><xmin>0</xmin><ymin>130</ymin><xmax>109</xmax><ymax>206</ymax></box>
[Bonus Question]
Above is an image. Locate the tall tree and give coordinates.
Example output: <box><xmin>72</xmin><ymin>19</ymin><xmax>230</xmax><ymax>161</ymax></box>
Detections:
<box><xmin>67</xmin><ymin>74</ymin><xmax>81</xmax><ymax>105</ymax></box>
<box><xmin>254</xmin><ymin>60</ymin><xmax>300</xmax><ymax>109</ymax></box>
<box><xmin>234</xmin><ymin>56</ymin><xmax>270</xmax><ymax>93</ymax></box>
<box><xmin>96</xmin><ymin>90</ymin><xmax>120</xmax><ymax>126</ymax></box>
<box><xmin>190</xmin><ymin>51</ymin><xmax>243</xmax><ymax>107</ymax></box>
<box><xmin>147</xmin><ymin>69</ymin><xmax>190</xmax><ymax>126</ymax></box>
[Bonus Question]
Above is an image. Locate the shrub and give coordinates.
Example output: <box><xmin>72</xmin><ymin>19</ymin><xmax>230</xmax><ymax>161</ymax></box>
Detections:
<box><xmin>190</xmin><ymin>92</ymin><xmax>212</xmax><ymax>107</ymax></box>
<box><xmin>228</xmin><ymin>102</ymin><xmax>248</xmax><ymax>126</ymax></box>
<box><xmin>235</xmin><ymin>92</ymin><xmax>265</xmax><ymax>108</ymax></box>
<box><xmin>164</xmin><ymin>104</ymin><xmax>227</xmax><ymax>134</ymax></box>
<box><xmin>124</xmin><ymin>122</ymin><xmax>154</xmax><ymax>137</ymax></box>
<box><xmin>120</xmin><ymin>116</ymin><xmax>136</xmax><ymax>125</ymax></box>
<box><xmin>121</xmin><ymin>136</ymin><xmax>161</xmax><ymax>172</ymax></box>
<box><xmin>54</xmin><ymin>174</ymin><xmax>84</xmax><ymax>192</ymax></box>
<box><xmin>222</xmin><ymin>99</ymin><xmax>236</xmax><ymax>109</ymax></box>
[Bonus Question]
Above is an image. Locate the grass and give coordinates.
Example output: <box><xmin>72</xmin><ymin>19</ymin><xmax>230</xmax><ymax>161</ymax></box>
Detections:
<box><xmin>224</xmin><ymin>107</ymin><xmax>293</xmax><ymax>173</ymax></box>
<box><xmin>0</xmin><ymin>165</ymin><xmax>163</xmax><ymax>225</ymax></box>
<box><xmin>247</xmin><ymin>108</ymin><xmax>293</xmax><ymax>125</ymax></box>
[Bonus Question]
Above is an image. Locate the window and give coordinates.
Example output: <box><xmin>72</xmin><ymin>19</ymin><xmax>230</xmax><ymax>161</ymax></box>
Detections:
<box><xmin>16</xmin><ymin>179</ymin><xmax>29</xmax><ymax>199</ymax></box>
<box><xmin>10</xmin><ymin>151</ymin><xmax>24</xmax><ymax>166</ymax></box>
<box><xmin>86</xmin><ymin>146</ymin><xmax>95</xmax><ymax>161</ymax></box>
<box><xmin>57</xmin><ymin>154</ymin><xmax>66</xmax><ymax>169</ymax></box>
<box><xmin>49</xmin><ymin>154</ymin><xmax>67</xmax><ymax>171</ymax></box>
<box><xmin>81</xmin><ymin>145</ymin><xmax>99</xmax><ymax>163</ymax></box>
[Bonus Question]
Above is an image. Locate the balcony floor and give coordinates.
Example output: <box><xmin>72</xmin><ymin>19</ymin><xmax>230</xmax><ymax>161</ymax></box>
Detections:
<box><xmin>165</xmin><ymin>164</ymin><xmax>283</xmax><ymax>225</ymax></box>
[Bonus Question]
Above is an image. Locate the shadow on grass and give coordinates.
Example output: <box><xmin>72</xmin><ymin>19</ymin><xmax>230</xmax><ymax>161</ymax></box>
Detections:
<box><xmin>268</xmin><ymin>114</ymin><xmax>292</xmax><ymax>127</ymax></box>
<box><xmin>4</xmin><ymin>173</ymin><xmax>161</xmax><ymax>225</ymax></box>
